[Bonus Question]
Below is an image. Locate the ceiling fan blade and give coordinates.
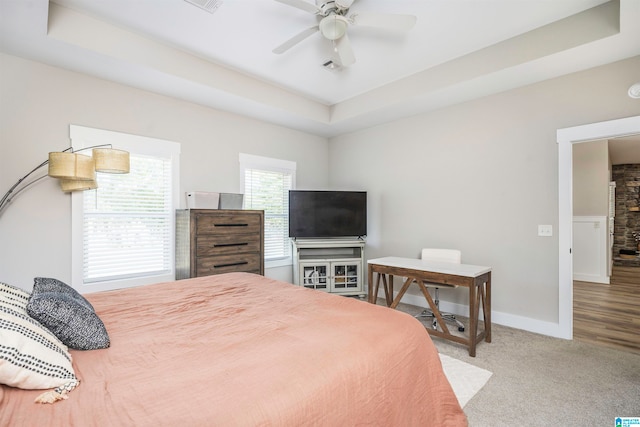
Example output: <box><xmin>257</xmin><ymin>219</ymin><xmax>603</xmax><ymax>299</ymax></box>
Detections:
<box><xmin>274</xmin><ymin>0</ymin><xmax>321</xmax><ymax>15</ymax></box>
<box><xmin>335</xmin><ymin>0</ymin><xmax>354</xmax><ymax>9</ymax></box>
<box><xmin>350</xmin><ymin>13</ymin><xmax>417</xmax><ymax>31</ymax></box>
<box><xmin>334</xmin><ymin>33</ymin><xmax>355</xmax><ymax>67</ymax></box>
<box><xmin>273</xmin><ymin>26</ymin><xmax>319</xmax><ymax>54</ymax></box>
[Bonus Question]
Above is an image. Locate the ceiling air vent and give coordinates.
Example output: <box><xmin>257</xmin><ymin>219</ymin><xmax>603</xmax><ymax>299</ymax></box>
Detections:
<box><xmin>184</xmin><ymin>0</ymin><xmax>223</xmax><ymax>14</ymax></box>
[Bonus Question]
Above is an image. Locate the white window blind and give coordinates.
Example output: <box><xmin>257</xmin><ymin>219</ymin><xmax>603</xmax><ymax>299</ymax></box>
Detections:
<box><xmin>70</xmin><ymin>125</ymin><xmax>180</xmax><ymax>292</ymax></box>
<box><xmin>82</xmin><ymin>155</ymin><xmax>172</xmax><ymax>283</ymax></box>
<box><xmin>240</xmin><ymin>154</ymin><xmax>296</xmax><ymax>264</ymax></box>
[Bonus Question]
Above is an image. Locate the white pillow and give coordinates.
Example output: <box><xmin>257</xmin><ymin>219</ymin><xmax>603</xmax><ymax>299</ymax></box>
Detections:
<box><xmin>0</xmin><ymin>282</ymin><xmax>80</xmax><ymax>403</ymax></box>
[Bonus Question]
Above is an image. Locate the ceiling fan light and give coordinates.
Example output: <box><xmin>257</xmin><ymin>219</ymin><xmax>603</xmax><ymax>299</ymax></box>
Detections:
<box><xmin>320</xmin><ymin>15</ymin><xmax>348</xmax><ymax>40</ymax></box>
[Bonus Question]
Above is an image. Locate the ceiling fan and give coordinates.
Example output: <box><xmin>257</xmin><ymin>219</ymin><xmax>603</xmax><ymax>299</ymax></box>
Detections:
<box><xmin>272</xmin><ymin>0</ymin><xmax>417</xmax><ymax>68</ymax></box>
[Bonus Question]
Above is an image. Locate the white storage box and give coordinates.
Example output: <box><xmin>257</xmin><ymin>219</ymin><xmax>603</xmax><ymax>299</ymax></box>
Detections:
<box><xmin>186</xmin><ymin>192</ymin><xmax>219</xmax><ymax>209</ymax></box>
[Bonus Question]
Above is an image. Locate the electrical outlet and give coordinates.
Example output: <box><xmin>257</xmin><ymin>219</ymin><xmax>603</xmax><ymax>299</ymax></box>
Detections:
<box><xmin>538</xmin><ymin>225</ymin><xmax>553</xmax><ymax>237</ymax></box>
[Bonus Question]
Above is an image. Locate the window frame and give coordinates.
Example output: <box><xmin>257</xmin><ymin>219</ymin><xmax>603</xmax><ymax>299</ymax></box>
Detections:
<box><xmin>70</xmin><ymin>125</ymin><xmax>181</xmax><ymax>293</ymax></box>
<box><xmin>239</xmin><ymin>153</ymin><xmax>296</xmax><ymax>269</ymax></box>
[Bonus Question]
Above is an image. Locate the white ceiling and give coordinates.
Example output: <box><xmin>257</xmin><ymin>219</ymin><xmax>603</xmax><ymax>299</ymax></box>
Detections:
<box><xmin>0</xmin><ymin>0</ymin><xmax>639</xmax><ymax>137</ymax></box>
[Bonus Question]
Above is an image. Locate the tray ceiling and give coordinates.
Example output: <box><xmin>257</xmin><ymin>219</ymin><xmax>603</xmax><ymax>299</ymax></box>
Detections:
<box><xmin>0</xmin><ymin>0</ymin><xmax>638</xmax><ymax>136</ymax></box>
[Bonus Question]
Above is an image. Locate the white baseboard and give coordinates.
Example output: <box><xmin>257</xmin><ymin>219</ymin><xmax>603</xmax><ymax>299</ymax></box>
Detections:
<box><xmin>573</xmin><ymin>273</ymin><xmax>610</xmax><ymax>284</ymax></box>
<box><xmin>378</xmin><ymin>289</ymin><xmax>569</xmax><ymax>340</ymax></box>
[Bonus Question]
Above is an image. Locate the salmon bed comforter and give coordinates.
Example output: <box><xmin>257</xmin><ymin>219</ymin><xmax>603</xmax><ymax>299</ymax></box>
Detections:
<box><xmin>1</xmin><ymin>272</ymin><xmax>466</xmax><ymax>426</ymax></box>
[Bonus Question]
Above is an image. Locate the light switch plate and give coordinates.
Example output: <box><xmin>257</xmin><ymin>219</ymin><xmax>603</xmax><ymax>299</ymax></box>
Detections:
<box><xmin>538</xmin><ymin>225</ymin><xmax>553</xmax><ymax>237</ymax></box>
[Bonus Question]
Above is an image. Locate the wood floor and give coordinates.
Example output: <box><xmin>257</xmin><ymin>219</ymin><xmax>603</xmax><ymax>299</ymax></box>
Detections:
<box><xmin>573</xmin><ymin>266</ymin><xmax>640</xmax><ymax>354</ymax></box>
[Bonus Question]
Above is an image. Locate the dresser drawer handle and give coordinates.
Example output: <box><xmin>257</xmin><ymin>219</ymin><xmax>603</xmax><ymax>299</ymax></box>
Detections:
<box><xmin>216</xmin><ymin>223</ymin><xmax>249</xmax><ymax>227</ymax></box>
<box><xmin>215</xmin><ymin>261</ymin><xmax>248</xmax><ymax>268</ymax></box>
<box><xmin>212</xmin><ymin>242</ymin><xmax>248</xmax><ymax>248</ymax></box>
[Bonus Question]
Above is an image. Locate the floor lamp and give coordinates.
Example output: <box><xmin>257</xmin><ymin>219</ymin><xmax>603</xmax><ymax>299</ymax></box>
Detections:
<box><xmin>0</xmin><ymin>145</ymin><xmax>130</xmax><ymax>216</ymax></box>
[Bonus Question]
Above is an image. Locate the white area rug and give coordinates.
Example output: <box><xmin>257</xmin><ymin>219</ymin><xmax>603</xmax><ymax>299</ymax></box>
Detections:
<box><xmin>439</xmin><ymin>353</ymin><xmax>493</xmax><ymax>407</ymax></box>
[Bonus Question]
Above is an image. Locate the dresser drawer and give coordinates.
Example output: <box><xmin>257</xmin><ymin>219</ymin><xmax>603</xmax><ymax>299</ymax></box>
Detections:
<box><xmin>195</xmin><ymin>212</ymin><xmax>262</xmax><ymax>236</ymax></box>
<box><xmin>196</xmin><ymin>253</ymin><xmax>262</xmax><ymax>276</ymax></box>
<box><xmin>196</xmin><ymin>235</ymin><xmax>261</xmax><ymax>257</ymax></box>
<box><xmin>176</xmin><ymin>209</ymin><xmax>264</xmax><ymax>279</ymax></box>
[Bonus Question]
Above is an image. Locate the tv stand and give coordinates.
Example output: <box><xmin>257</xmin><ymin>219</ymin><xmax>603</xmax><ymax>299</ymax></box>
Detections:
<box><xmin>292</xmin><ymin>238</ymin><xmax>366</xmax><ymax>297</ymax></box>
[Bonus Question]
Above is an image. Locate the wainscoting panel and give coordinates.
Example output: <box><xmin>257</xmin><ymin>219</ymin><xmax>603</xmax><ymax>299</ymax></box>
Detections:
<box><xmin>573</xmin><ymin>216</ymin><xmax>609</xmax><ymax>284</ymax></box>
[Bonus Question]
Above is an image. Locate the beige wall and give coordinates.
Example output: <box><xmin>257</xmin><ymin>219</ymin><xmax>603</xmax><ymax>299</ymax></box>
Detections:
<box><xmin>328</xmin><ymin>56</ymin><xmax>640</xmax><ymax>330</ymax></box>
<box><xmin>573</xmin><ymin>140</ymin><xmax>610</xmax><ymax>216</ymax></box>
<box><xmin>0</xmin><ymin>53</ymin><xmax>329</xmax><ymax>289</ymax></box>
<box><xmin>2</xmin><ymin>51</ymin><xmax>639</xmax><ymax>335</ymax></box>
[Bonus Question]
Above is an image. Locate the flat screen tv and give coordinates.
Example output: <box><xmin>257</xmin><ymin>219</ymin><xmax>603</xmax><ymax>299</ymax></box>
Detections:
<box><xmin>289</xmin><ymin>190</ymin><xmax>367</xmax><ymax>238</ymax></box>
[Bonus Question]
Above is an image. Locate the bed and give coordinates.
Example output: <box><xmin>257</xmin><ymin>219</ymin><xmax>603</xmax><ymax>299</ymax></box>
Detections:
<box><xmin>1</xmin><ymin>272</ymin><xmax>466</xmax><ymax>426</ymax></box>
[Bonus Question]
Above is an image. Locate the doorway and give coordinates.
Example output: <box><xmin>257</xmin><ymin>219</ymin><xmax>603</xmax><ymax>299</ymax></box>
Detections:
<box><xmin>571</xmin><ymin>137</ymin><xmax>640</xmax><ymax>283</ymax></box>
<box><xmin>571</xmin><ymin>135</ymin><xmax>640</xmax><ymax>352</ymax></box>
<box><xmin>557</xmin><ymin>115</ymin><xmax>640</xmax><ymax>340</ymax></box>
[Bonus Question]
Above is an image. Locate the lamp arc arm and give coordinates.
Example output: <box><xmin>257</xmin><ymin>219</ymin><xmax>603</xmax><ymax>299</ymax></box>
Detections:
<box><xmin>0</xmin><ymin>155</ymin><xmax>62</xmax><ymax>214</ymax></box>
<box><xmin>0</xmin><ymin>175</ymin><xmax>49</xmax><ymax>213</ymax></box>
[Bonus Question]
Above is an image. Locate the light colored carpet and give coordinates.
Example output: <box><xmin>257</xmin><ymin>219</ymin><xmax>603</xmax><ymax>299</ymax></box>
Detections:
<box><xmin>439</xmin><ymin>353</ymin><xmax>492</xmax><ymax>408</ymax></box>
<box><xmin>390</xmin><ymin>299</ymin><xmax>640</xmax><ymax>426</ymax></box>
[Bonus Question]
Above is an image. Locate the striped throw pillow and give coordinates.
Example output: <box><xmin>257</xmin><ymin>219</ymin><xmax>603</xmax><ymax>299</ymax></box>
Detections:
<box><xmin>0</xmin><ymin>282</ymin><xmax>79</xmax><ymax>403</ymax></box>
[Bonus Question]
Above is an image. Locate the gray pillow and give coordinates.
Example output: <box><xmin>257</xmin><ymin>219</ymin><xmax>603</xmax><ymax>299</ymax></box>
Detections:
<box><xmin>26</xmin><ymin>277</ymin><xmax>110</xmax><ymax>350</ymax></box>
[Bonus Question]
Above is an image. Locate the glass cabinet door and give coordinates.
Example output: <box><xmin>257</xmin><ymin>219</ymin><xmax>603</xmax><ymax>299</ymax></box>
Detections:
<box><xmin>331</xmin><ymin>262</ymin><xmax>360</xmax><ymax>291</ymax></box>
<box><xmin>301</xmin><ymin>264</ymin><xmax>328</xmax><ymax>290</ymax></box>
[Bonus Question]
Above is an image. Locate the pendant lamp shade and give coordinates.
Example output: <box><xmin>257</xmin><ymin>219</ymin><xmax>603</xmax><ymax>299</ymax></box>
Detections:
<box><xmin>93</xmin><ymin>148</ymin><xmax>130</xmax><ymax>173</ymax></box>
<box><xmin>59</xmin><ymin>178</ymin><xmax>98</xmax><ymax>192</ymax></box>
<box><xmin>48</xmin><ymin>152</ymin><xmax>95</xmax><ymax>181</ymax></box>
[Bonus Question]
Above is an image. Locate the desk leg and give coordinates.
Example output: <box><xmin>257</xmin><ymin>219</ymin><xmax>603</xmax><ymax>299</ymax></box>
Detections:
<box><xmin>368</xmin><ymin>269</ymin><xmax>394</xmax><ymax>306</ymax></box>
<box><xmin>368</xmin><ymin>266</ymin><xmax>375</xmax><ymax>303</ymax></box>
<box><xmin>485</xmin><ymin>273</ymin><xmax>492</xmax><ymax>343</ymax></box>
<box><xmin>468</xmin><ymin>282</ymin><xmax>478</xmax><ymax>358</ymax></box>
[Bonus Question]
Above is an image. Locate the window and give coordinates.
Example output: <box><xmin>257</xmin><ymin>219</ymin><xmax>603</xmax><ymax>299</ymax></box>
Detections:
<box><xmin>240</xmin><ymin>153</ymin><xmax>296</xmax><ymax>268</ymax></box>
<box><xmin>70</xmin><ymin>125</ymin><xmax>180</xmax><ymax>292</ymax></box>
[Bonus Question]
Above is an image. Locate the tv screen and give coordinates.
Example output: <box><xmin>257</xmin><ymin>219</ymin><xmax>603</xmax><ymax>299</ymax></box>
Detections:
<box><xmin>288</xmin><ymin>190</ymin><xmax>367</xmax><ymax>238</ymax></box>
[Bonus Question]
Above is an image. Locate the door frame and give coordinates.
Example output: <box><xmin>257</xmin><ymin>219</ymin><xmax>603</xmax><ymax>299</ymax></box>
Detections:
<box><xmin>557</xmin><ymin>115</ymin><xmax>640</xmax><ymax>339</ymax></box>
<box><xmin>608</xmin><ymin>180</ymin><xmax>616</xmax><ymax>278</ymax></box>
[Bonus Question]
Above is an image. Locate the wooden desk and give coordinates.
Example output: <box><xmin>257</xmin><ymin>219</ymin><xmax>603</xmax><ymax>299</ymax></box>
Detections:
<box><xmin>367</xmin><ymin>257</ymin><xmax>491</xmax><ymax>357</ymax></box>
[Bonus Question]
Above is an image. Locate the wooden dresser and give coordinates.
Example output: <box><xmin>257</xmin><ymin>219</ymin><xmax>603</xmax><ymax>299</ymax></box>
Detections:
<box><xmin>175</xmin><ymin>209</ymin><xmax>264</xmax><ymax>279</ymax></box>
